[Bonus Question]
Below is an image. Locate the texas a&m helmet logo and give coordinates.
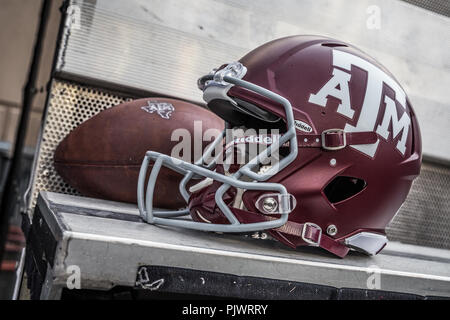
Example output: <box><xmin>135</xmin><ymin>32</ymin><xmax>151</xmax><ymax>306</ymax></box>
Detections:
<box><xmin>308</xmin><ymin>49</ymin><xmax>411</xmax><ymax>158</ymax></box>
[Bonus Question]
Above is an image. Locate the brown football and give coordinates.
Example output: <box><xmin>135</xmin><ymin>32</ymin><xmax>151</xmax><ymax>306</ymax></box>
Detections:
<box><xmin>54</xmin><ymin>97</ymin><xmax>224</xmax><ymax>208</ymax></box>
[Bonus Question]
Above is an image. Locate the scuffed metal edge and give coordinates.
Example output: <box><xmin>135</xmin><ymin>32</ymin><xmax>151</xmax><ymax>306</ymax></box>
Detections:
<box><xmin>55</xmin><ymin>0</ymin><xmax>76</xmax><ymax>72</ymax></box>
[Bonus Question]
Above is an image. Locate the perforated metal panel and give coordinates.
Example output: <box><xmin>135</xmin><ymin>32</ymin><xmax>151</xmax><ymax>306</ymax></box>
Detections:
<box><xmin>387</xmin><ymin>162</ymin><xmax>450</xmax><ymax>249</ymax></box>
<box><xmin>401</xmin><ymin>0</ymin><xmax>450</xmax><ymax>17</ymax></box>
<box><xmin>29</xmin><ymin>80</ymin><xmax>449</xmax><ymax>250</ymax></box>
<box><xmin>28</xmin><ymin>80</ymin><xmax>131</xmax><ymax>210</ymax></box>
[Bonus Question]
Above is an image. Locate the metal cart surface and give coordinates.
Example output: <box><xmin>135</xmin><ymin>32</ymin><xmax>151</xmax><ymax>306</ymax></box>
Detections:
<box><xmin>26</xmin><ymin>191</ymin><xmax>450</xmax><ymax>299</ymax></box>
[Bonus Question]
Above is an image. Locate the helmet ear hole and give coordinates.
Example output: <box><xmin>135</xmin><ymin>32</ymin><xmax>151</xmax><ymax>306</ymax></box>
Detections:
<box><xmin>324</xmin><ymin>176</ymin><xmax>367</xmax><ymax>204</ymax></box>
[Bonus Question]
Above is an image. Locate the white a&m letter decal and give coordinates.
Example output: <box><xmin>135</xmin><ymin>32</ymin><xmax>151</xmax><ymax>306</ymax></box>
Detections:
<box><xmin>308</xmin><ymin>50</ymin><xmax>411</xmax><ymax>157</ymax></box>
<box><xmin>308</xmin><ymin>68</ymin><xmax>354</xmax><ymax>119</ymax></box>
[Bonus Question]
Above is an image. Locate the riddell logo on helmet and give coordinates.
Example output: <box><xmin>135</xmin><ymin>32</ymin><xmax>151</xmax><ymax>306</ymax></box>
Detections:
<box><xmin>294</xmin><ymin>120</ymin><xmax>313</xmax><ymax>133</ymax></box>
<box><xmin>232</xmin><ymin>135</ymin><xmax>280</xmax><ymax>145</ymax></box>
<box><xmin>170</xmin><ymin>123</ymin><xmax>282</xmax><ymax>168</ymax></box>
<box><xmin>308</xmin><ymin>49</ymin><xmax>411</xmax><ymax>158</ymax></box>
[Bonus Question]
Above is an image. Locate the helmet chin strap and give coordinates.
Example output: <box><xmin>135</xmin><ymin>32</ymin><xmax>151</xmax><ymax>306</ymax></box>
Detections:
<box><xmin>239</xmin><ymin>213</ymin><xmax>350</xmax><ymax>258</ymax></box>
<box><xmin>273</xmin><ymin>220</ymin><xmax>350</xmax><ymax>258</ymax></box>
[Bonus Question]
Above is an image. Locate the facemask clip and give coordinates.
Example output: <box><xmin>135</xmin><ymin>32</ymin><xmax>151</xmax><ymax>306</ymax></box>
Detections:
<box><xmin>255</xmin><ymin>193</ymin><xmax>297</xmax><ymax>215</ymax></box>
<box><xmin>198</xmin><ymin>62</ymin><xmax>247</xmax><ymax>90</ymax></box>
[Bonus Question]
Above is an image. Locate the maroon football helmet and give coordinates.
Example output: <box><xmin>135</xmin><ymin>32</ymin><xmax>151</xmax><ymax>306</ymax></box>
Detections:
<box><xmin>138</xmin><ymin>35</ymin><xmax>422</xmax><ymax>258</ymax></box>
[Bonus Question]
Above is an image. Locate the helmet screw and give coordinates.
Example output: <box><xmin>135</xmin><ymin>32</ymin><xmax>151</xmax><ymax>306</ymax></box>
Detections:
<box><xmin>327</xmin><ymin>224</ymin><xmax>338</xmax><ymax>236</ymax></box>
<box><xmin>262</xmin><ymin>197</ymin><xmax>278</xmax><ymax>213</ymax></box>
